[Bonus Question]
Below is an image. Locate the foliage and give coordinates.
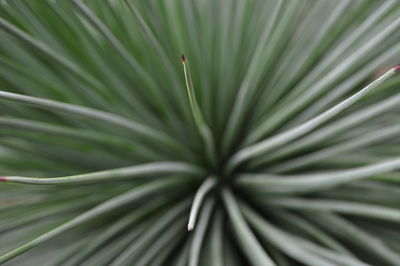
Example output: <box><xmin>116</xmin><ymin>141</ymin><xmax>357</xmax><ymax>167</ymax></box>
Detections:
<box><xmin>1</xmin><ymin>0</ymin><xmax>400</xmax><ymax>265</ymax></box>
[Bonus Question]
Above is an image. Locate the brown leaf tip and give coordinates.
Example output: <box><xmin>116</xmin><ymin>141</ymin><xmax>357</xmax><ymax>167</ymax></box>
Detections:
<box><xmin>394</xmin><ymin>64</ymin><xmax>400</xmax><ymax>73</ymax></box>
<box><xmin>181</xmin><ymin>54</ymin><xmax>186</xmax><ymax>63</ymax></box>
<box><xmin>0</xmin><ymin>176</ymin><xmax>8</xmax><ymax>182</ymax></box>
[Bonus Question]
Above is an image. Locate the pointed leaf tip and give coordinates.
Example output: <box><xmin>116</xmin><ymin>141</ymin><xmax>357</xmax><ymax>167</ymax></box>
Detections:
<box><xmin>181</xmin><ymin>54</ymin><xmax>186</xmax><ymax>63</ymax></box>
<box><xmin>394</xmin><ymin>64</ymin><xmax>400</xmax><ymax>73</ymax></box>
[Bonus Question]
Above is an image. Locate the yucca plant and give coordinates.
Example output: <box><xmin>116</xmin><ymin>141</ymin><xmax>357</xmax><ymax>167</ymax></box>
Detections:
<box><xmin>1</xmin><ymin>0</ymin><xmax>400</xmax><ymax>265</ymax></box>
